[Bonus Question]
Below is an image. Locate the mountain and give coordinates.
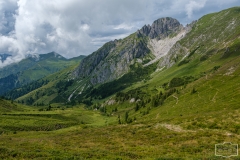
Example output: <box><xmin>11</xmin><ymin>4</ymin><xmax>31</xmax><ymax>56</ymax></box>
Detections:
<box><xmin>73</xmin><ymin>17</ymin><xmax>184</xmax><ymax>85</ymax></box>
<box><xmin>0</xmin><ymin>52</ymin><xmax>85</xmax><ymax>95</ymax></box>
<box><xmin>6</xmin><ymin>7</ymin><xmax>240</xmax><ymax>107</ymax></box>
<box><xmin>8</xmin><ymin>17</ymin><xmax>186</xmax><ymax>104</ymax></box>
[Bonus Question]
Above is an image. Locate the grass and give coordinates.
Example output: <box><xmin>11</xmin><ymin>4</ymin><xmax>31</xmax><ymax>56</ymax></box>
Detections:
<box><xmin>0</xmin><ymin>106</ymin><xmax>239</xmax><ymax>159</ymax></box>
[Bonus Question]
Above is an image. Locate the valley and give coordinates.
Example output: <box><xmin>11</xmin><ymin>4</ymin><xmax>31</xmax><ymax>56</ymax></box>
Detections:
<box><xmin>0</xmin><ymin>6</ymin><xmax>240</xmax><ymax>159</ymax></box>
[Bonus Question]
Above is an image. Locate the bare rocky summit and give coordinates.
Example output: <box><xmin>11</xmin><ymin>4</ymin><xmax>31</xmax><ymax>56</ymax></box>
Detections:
<box><xmin>138</xmin><ymin>17</ymin><xmax>183</xmax><ymax>39</ymax></box>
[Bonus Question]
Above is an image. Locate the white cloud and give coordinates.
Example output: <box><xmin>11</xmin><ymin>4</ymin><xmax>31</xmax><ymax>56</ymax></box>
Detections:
<box><xmin>0</xmin><ymin>0</ymin><xmax>239</xmax><ymax>67</ymax></box>
<box><xmin>0</xmin><ymin>54</ymin><xmax>23</xmax><ymax>68</ymax></box>
<box><xmin>185</xmin><ymin>0</ymin><xmax>207</xmax><ymax>19</ymax></box>
<box><xmin>0</xmin><ymin>0</ymin><xmax>17</xmax><ymax>35</ymax></box>
<box><xmin>80</xmin><ymin>24</ymin><xmax>90</xmax><ymax>31</ymax></box>
<box><xmin>114</xmin><ymin>23</ymin><xmax>134</xmax><ymax>30</ymax></box>
<box><xmin>0</xmin><ymin>35</ymin><xmax>19</xmax><ymax>54</ymax></box>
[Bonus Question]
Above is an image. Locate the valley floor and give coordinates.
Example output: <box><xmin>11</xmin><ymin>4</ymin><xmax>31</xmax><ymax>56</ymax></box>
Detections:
<box><xmin>0</xmin><ymin>104</ymin><xmax>240</xmax><ymax>159</ymax></box>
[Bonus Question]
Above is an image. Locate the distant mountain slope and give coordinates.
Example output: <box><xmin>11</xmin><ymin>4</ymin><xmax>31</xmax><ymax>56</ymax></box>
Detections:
<box><xmin>0</xmin><ymin>52</ymin><xmax>85</xmax><ymax>95</ymax></box>
<box><xmin>6</xmin><ymin>64</ymin><xmax>80</xmax><ymax>105</ymax></box>
<box><xmin>0</xmin><ymin>52</ymin><xmax>64</xmax><ymax>78</ymax></box>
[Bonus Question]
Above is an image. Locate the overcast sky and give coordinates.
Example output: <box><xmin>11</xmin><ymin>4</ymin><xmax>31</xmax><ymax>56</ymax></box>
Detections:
<box><xmin>0</xmin><ymin>0</ymin><xmax>239</xmax><ymax>67</ymax></box>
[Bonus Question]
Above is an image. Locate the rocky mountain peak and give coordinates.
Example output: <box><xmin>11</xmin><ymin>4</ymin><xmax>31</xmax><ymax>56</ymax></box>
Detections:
<box><xmin>138</xmin><ymin>17</ymin><xmax>182</xmax><ymax>39</ymax></box>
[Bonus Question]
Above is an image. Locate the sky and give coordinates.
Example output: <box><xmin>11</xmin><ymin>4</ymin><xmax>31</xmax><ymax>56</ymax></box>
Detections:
<box><xmin>0</xmin><ymin>0</ymin><xmax>239</xmax><ymax>67</ymax></box>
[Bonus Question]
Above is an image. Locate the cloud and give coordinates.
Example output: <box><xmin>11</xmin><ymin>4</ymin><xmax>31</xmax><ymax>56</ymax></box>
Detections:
<box><xmin>0</xmin><ymin>0</ymin><xmax>239</xmax><ymax>67</ymax></box>
<box><xmin>185</xmin><ymin>0</ymin><xmax>207</xmax><ymax>19</ymax></box>
<box><xmin>0</xmin><ymin>54</ymin><xmax>23</xmax><ymax>68</ymax></box>
<box><xmin>0</xmin><ymin>0</ymin><xmax>17</xmax><ymax>35</ymax></box>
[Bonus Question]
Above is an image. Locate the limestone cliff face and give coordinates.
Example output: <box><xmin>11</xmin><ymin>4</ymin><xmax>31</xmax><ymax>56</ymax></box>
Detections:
<box><xmin>73</xmin><ymin>17</ymin><xmax>183</xmax><ymax>85</ymax></box>
<box><xmin>138</xmin><ymin>17</ymin><xmax>182</xmax><ymax>39</ymax></box>
<box><xmin>73</xmin><ymin>34</ymin><xmax>151</xmax><ymax>84</ymax></box>
<box><xmin>73</xmin><ymin>41</ymin><xmax>116</xmax><ymax>79</ymax></box>
<box><xmin>157</xmin><ymin>20</ymin><xmax>196</xmax><ymax>68</ymax></box>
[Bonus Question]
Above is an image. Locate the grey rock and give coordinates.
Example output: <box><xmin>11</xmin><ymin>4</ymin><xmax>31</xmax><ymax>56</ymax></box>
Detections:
<box><xmin>138</xmin><ymin>17</ymin><xmax>182</xmax><ymax>40</ymax></box>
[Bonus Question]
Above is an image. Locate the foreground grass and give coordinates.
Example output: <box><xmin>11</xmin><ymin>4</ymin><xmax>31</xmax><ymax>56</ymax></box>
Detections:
<box><xmin>0</xmin><ymin>101</ymin><xmax>240</xmax><ymax>159</ymax></box>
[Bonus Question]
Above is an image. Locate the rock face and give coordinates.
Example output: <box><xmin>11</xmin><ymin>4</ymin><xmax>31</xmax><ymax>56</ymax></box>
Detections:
<box><xmin>73</xmin><ymin>17</ymin><xmax>183</xmax><ymax>85</ymax></box>
<box><xmin>73</xmin><ymin>41</ymin><xmax>116</xmax><ymax>79</ymax></box>
<box><xmin>157</xmin><ymin>20</ymin><xmax>196</xmax><ymax>68</ymax></box>
<box><xmin>73</xmin><ymin>35</ymin><xmax>151</xmax><ymax>85</ymax></box>
<box><xmin>138</xmin><ymin>17</ymin><xmax>182</xmax><ymax>39</ymax></box>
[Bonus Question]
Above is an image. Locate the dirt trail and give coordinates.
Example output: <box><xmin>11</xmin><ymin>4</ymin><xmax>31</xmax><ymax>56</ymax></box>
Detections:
<box><xmin>172</xmin><ymin>95</ymin><xmax>178</xmax><ymax>104</ymax></box>
<box><xmin>156</xmin><ymin>123</ymin><xmax>195</xmax><ymax>133</ymax></box>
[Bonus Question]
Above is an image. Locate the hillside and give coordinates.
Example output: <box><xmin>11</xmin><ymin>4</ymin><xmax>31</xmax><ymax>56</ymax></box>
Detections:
<box><xmin>0</xmin><ymin>52</ymin><xmax>85</xmax><ymax>95</ymax></box>
<box><xmin>0</xmin><ymin>97</ymin><xmax>23</xmax><ymax>112</ymax></box>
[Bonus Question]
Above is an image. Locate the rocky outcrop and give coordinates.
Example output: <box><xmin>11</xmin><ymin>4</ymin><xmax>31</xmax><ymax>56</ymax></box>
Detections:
<box><xmin>137</xmin><ymin>17</ymin><xmax>182</xmax><ymax>40</ymax></box>
<box><xmin>157</xmin><ymin>20</ymin><xmax>196</xmax><ymax>68</ymax></box>
<box><xmin>73</xmin><ymin>41</ymin><xmax>116</xmax><ymax>79</ymax></box>
<box><xmin>158</xmin><ymin>42</ymin><xmax>188</xmax><ymax>68</ymax></box>
<box><xmin>73</xmin><ymin>34</ymin><xmax>151</xmax><ymax>84</ymax></box>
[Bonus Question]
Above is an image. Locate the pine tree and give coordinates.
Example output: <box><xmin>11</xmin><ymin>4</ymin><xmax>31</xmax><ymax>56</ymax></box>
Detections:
<box><xmin>125</xmin><ymin>111</ymin><xmax>129</xmax><ymax>123</ymax></box>
<box><xmin>135</xmin><ymin>103</ymin><xmax>139</xmax><ymax>111</ymax></box>
<box><xmin>118</xmin><ymin>115</ymin><xmax>121</xmax><ymax>124</ymax></box>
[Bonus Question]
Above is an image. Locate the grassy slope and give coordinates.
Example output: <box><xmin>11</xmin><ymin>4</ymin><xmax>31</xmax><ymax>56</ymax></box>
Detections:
<box><xmin>16</xmin><ymin>64</ymin><xmax>79</xmax><ymax>104</ymax></box>
<box><xmin>18</xmin><ymin>59</ymin><xmax>75</xmax><ymax>82</ymax></box>
<box><xmin>0</xmin><ymin>98</ymin><xmax>26</xmax><ymax>113</ymax></box>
